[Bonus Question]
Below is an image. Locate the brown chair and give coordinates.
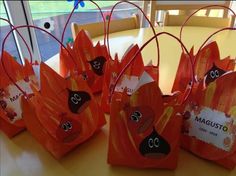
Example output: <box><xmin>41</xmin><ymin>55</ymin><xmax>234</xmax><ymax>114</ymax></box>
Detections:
<box><xmin>149</xmin><ymin>0</ymin><xmax>232</xmax><ymax>26</ymax></box>
<box><xmin>164</xmin><ymin>12</ymin><xmax>235</xmax><ymax>28</ymax></box>
<box><xmin>71</xmin><ymin>14</ymin><xmax>140</xmax><ymax>39</ymax></box>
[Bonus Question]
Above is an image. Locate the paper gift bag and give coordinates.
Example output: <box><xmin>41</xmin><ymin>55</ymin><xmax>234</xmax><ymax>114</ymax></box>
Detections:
<box><xmin>100</xmin><ymin>44</ymin><xmax>149</xmax><ymax>113</ymax></box>
<box><xmin>22</xmin><ymin>62</ymin><xmax>106</xmax><ymax>159</ymax></box>
<box><xmin>60</xmin><ymin>30</ymin><xmax>109</xmax><ymax>93</ymax></box>
<box><xmin>107</xmin><ymin>32</ymin><xmax>192</xmax><ymax>169</ymax></box>
<box><xmin>108</xmin><ymin>74</ymin><xmax>183</xmax><ymax>169</ymax></box>
<box><xmin>173</xmin><ymin>41</ymin><xmax>235</xmax><ymax>93</ymax></box>
<box><xmin>173</xmin><ymin>40</ymin><xmax>236</xmax><ymax>169</ymax></box>
<box><xmin>181</xmin><ymin>72</ymin><xmax>236</xmax><ymax>169</ymax></box>
<box><xmin>0</xmin><ymin>51</ymin><xmax>38</xmax><ymax>137</ymax></box>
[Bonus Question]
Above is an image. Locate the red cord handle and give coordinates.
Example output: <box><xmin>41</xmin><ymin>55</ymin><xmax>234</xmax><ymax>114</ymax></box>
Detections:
<box><xmin>1</xmin><ymin>25</ymin><xmax>75</xmax><ymax>98</ymax></box>
<box><xmin>110</xmin><ymin>31</ymin><xmax>194</xmax><ymax>105</ymax></box>
<box><xmin>0</xmin><ymin>17</ymin><xmax>33</xmax><ymax>63</ymax></box>
<box><xmin>195</xmin><ymin>27</ymin><xmax>236</xmax><ymax>65</ymax></box>
<box><xmin>106</xmin><ymin>0</ymin><xmax>160</xmax><ymax>67</ymax></box>
<box><xmin>60</xmin><ymin>0</ymin><xmax>106</xmax><ymax>45</ymax></box>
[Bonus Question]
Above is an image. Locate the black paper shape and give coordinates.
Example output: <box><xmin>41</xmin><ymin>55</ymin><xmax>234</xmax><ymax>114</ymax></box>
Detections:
<box><xmin>205</xmin><ymin>63</ymin><xmax>226</xmax><ymax>85</ymax></box>
<box><xmin>88</xmin><ymin>56</ymin><xmax>106</xmax><ymax>76</ymax></box>
<box><xmin>68</xmin><ymin>89</ymin><xmax>91</xmax><ymax>114</ymax></box>
<box><xmin>139</xmin><ymin>127</ymin><xmax>170</xmax><ymax>158</ymax></box>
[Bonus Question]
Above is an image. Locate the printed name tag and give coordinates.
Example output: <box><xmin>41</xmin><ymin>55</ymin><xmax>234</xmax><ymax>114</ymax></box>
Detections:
<box><xmin>186</xmin><ymin>107</ymin><xmax>235</xmax><ymax>152</ymax></box>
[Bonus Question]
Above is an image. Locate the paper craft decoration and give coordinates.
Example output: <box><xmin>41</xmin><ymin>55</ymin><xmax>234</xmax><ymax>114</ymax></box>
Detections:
<box><xmin>60</xmin><ymin>30</ymin><xmax>109</xmax><ymax>93</ymax></box>
<box><xmin>173</xmin><ymin>41</ymin><xmax>236</xmax><ymax>169</ymax></box>
<box><xmin>22</xmin><ymin>62</ymin><xmax>106</xmax><ymax>159</ymax></box>
<box><xmin>107</xmin><ymin>32</ymin><xmax>192</xmax><ymax>169</ymax></box>
<box><xmin>100</xmin><ymin>44</ymin><xmax>159</xmax><ymax>113</ymax></box>
<box><xmin>0</xmin><ymin>52</ymin><xmax>38</xmax><ymax>137</ymax></box>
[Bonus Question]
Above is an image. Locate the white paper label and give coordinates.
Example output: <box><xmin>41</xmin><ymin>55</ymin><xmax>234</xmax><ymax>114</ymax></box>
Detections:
<box><xmin>186</xmin><ymin>107</ymin><xmax>235</xmax><ymax>152</ymax></box>
<box><xmin>115</xmin><ymin>75</ymin><xmax>139</xmax><ymax>95</ymax></box>
<box><xmin>32</xmin><ymin>65</ymin><xmax>40</xmax><ymax>88</ymax></box>
<box><xmin>1</xmin><ymin>79</ymin><xmax>33</xmax><ymax>123</ymax></box>
<box><xmin>114</xmin><ymin>71</ymin><xmax>155</xmax><ymax>95</ymax></box>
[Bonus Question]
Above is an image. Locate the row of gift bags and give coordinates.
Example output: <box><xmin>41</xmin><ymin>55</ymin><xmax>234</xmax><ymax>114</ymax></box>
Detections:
<box><xmin>1</xmin><ymin>1</ymin><xmax>236</xmax><ymax>170</ymax></box>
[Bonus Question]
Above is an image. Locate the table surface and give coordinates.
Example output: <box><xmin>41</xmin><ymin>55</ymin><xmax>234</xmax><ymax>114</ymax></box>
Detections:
<box><xmin>1</xmin><ymin>26</ymin><xmax>236</xmax><ymax>176</ymax></box>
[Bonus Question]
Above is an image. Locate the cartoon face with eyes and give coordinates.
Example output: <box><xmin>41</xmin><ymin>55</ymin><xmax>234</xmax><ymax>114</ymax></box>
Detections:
<box><xmin>204</xmin><ymin>64</ymin><xmax>226</xmax><ymax>86</ymax></box>
<box><xmin>68</xmin><ymin>89</ymin><xmax>91</xmax><ymax>114</ymax></box>
<box><xmin>56</xmin><ymin>115</ymin><xmax>81</xmax><ymax>143</ymax></box>
<box><xmin>81</xmin><ymin>70</ymin><xmax>95</xmax><ymax>87</ymax></box>
<box><xmin>125</xmin><ymin>105</ymin><xmax>155</xmax><ymax>134</ymax></box>
<box><xmin>139</xmin><ymin>128</ymin><xmax>170</xmax><ymax>158</ymax></box>
<box><xmin>88</xmin><ymin>56</ymin><xmax>106</xmax><ymax>76</ymax></box>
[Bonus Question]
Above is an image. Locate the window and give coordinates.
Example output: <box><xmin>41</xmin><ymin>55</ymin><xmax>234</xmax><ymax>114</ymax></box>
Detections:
<box><xmin>2</xmin><ymin>1</ymin><xmax>143</xmax><ymax>62</ymax></box>
<box><xmin>28</xmin><ymin>0</ymin><xmax>142</xmax><ymax>61</ymax></box>
<box><xmin>0</xmin><ymin>1</ymin><xmax>20</xmax><ymax>63</ymax></box>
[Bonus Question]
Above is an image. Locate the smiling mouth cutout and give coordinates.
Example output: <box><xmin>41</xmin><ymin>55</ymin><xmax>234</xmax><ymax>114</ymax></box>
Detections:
<box><xmin>88</xmin><ymin>56</ymin><xmax>106</xmax><ymax>76</ymax></box>
<box><xmin>68</xmin><ymin>89</ymin><xmax>91</xmax><ymax>114</ymax></box>
<box><xmin>139</xmin><ymin>128</ymin><xmax>170</xmax><ymax>158</ymax></box>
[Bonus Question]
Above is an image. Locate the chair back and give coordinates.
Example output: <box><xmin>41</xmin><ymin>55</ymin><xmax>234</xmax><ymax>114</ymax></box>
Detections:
<box><xmin>164</xmin><ymin>12</ymin><xmax>235</xmax><ymax>28</ymax></box>
<box><xmin>150</xmin><ymin>1</ymin><xmax>232</xmax><ymax>25</ymax></box>
<box><xmin>71</xmin><ymin>15</ymin><xmax>140</xmax><ymax>39</ymax></box>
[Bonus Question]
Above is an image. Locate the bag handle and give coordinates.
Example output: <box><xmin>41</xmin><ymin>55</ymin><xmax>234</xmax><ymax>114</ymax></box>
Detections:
<box><xmin>1</xmin><ymin>25</ymin><xmax>75</xmax><ymax>98</ymax></box>
<box><xmin>180</xmin><ymin>5</ymin><xmax>236</xmax><ymax>45</ymax></box>
<box><xmin>195</xmin><ymin>27</ymin><xmax>236</xmax><ymax>65</ymax></box>
<box><xmin>107</xmin><ymin>0</ymin><xmax>160</xmax><ymax>67</ymax></box>
<box><xmin>0</xmin><ymin>17</ymin><xmax>33</xmax><ymax>63</ymax></box>
<box><xmin>61</xmin><ymin>0</ymin><xmax>106</xmax><ymax>45</ymax></box>
<box><xmin>110</xmin><ymin>31</ymin><xmax>194</xmax><ymax>105</ymax></box>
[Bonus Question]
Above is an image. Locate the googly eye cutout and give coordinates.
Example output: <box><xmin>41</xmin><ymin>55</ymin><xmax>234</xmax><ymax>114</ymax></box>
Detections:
<box><xmin>74</xmin><ymin>94</ymin><xmax>82</xmax><ymax>101</ymax></box>
<box><xmin>82</xmin><ymin>73</ymin><xmax>88</xmax><ymax>80</ymax></box>
<box><xmin>130</xmin><ymin>111</ymin><xmax>142</xmax><ymax>122</ymax></box>
<box><xmin>71</xmin><ymin>97</ymin><xmax>78</xmax><ymax>105</ymax></box>
<box><xmin>210</xmin><ymin>70</ymin><xmax>215</xmax><ymax>78</ymax></box>
<box><xmin>148</xmin><ymin>138</ymin><xmax>154</xmax><ymax>148</ymax></box>
<box><xmin>93</xmin><ymin>61</ymin><xmax>101</xmax><ymax>70</ymax></box>
<box><xmin>61</xmin><ymin>123</ymin><xmax>69</xmax><ymax>132</ymax></box>
<box><xmin>154</xmin><ymin>137</ymin><xmax>160</xmax><ymax>148</ymax></box>
<box><xmin>215</xmin><ymin>70</ymin><xmax>219</xmax><ymax>77</ymax></box>
<box><xmin>134</xmin><ymin>111</ymin><xmax>142</xmax><ymax>118</ymax></box>
<box><xmin>66</xmin><ymin>122</ymin><xmax>72</xmax><ymax>130</ymax></box>
<box><xmin>131</xmin><ymin>114</ymin><xmax>139</xmax><ymax>122</ymax></box>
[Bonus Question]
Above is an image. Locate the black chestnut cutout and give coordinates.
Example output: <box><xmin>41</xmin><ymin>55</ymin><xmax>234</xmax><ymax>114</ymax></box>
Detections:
<box><xmin>68</xmin><ymin>89</ymin><xmax>91</xmax><ymax>114</ymax></box>
<box><xmin>139</xmin><ymin>127</ymin><xmax>170</xmax><ymax>158</ymax></box>
<box><xmin>88</xmin><ymin>56</ymin><xmax>106</xmax><ymax>76</ymax></box>
<box><xmin>205</xmin><ymin>63</ymin><xmax>226</xmax><ymax>85</ymax></box>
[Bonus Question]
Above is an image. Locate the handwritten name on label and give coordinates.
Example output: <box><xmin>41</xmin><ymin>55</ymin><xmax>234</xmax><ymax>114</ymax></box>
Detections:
<box><xmin>115</xmin><ymin>75</ymin><xmax>139</xmax><ymax>95</ymax></box>
<box><xmin>2</xmin><ymin>79</ymin><xmax>33</xmax><ymax>123</ymax></box>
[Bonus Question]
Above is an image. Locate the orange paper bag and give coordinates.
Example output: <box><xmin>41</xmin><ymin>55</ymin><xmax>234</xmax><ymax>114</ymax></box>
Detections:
<box><xmin>60</xmin><ymin>30</ymin><xmax>109</xmax><ymax>93</ymax></box>
<box><xmin>0</xmin><ymin>51</ymin><xmax>37</xmax><ymax>137</ymax></box>
<box><xmin>22</xmin><ymin>62</ymin><xmax>106</xmax><ymax>159</ymax></box>
<box><xmin>107</xmin><ymin>32</ymin><xmax>192</xmax><ymax>169</ymax></box>
<box><xmin>173</xmin><ymin>39</ymin><xmax>236</xmax><ymax>169</ymax></box>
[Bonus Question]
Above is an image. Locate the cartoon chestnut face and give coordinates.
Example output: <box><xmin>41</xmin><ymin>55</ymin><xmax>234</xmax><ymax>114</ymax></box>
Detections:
<box><xmin>205</xmin><ymin>64</ymin><xmax>226</xmax><ymax>86</ymax></box>
<box><xmin>56</xmin><ymin>116</ymin><xmax>81</xmax><ymax>143</ymax></box>
<box><xmin>88</xmin><ymin>56</ymin><xmax>106</xmax><ymax>76</ymax></box>
<box><xmin>125</xmin><ymin>105</ymin><xmax>155</xmax><ymax>134</ymax></box>
<box><xmin>81</xmin><ymin>70</ymin><xmax>95</xmax><ymax>87</ymax></box>
<box><xmin>68</xmin><ymin>89</ymin><xmax>91</xmax><ymax>114</ymax></box>
<box><xmin>139</xmin><ymin>128</ymin><xmax>170</xmax><ymax>158</ymax></box>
